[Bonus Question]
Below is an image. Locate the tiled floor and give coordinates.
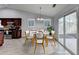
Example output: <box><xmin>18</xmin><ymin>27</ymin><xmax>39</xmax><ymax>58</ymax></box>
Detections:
<box><xmin>59</xmin><ymin>37</ymin><xmax>77</xmax><ymax>54</ymax></box>
<box><xmin>0</xmin><ymin>38</ymin><xmax>70</xmax><ymax>55</ymax></box>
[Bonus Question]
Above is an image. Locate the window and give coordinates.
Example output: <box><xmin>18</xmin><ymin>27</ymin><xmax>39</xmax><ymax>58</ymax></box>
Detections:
<box><xmin>58</xmin><ymin>17</ymin><xmax>64</xmax><ymax>34</ymax></box>
<box><xmin>58</xmin><ymin>12</ymin><xmax>77</xmax><ymax>54</ymax></box>
<box><xmin>44</xmin><ymin>19</ymin><xmax>51</xmax><ymax>26</ymax></box>
<box><xmin>65</xmin><ymin>12</ymin><xmax>77</xmax><ymax>34</ymax></box>
<box><xmin>27</xmin><ymin>19</ymin><xmax>51</xmax><ymax>29</ymax></box>
<box><xmin>65</xmin><ymin>12</ymin><xmax>77</xmax><ymax>54</ymax></box>
<box><xmin>28</xmin><ymin>19</ymin><xmax>35</xmax><ymax>27</ymax></box>
<box><xmin>58</xmin><ymin>17</ymin><xmax>64</xmax><ymax>44</ymax></box>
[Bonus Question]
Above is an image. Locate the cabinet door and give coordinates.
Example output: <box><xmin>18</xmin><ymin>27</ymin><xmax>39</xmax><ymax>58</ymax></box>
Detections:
<box><xmin>13</xmin><ymin>18</ymin><xmax>21</xmax><ymax>26</ymax></box>
<box><xmin>14</xmin><ymin>19</ymin><xmax>18</xmax><ymax>26</ymax></box>
<box><xmin>0</xmin><ymin>31</ymin><xmax>4</xmax><ymax>46</ymax></box>
<box><xmin>12</xmin><ymin>30</ymin><xmax>21</xmax><ymax>38</ymax></box>
<box><xmin>12</xmin><ymin>30</ymin><xmax>16</xmax><ymax>38</ymax></box>
<box><xmin>1</xmin><ymin>19</ymin><xmax>7</xmax><ymax>26</ymax></box>
<box><xmin>18</xmin><ymin>19</ymin><xmax>21</xmax><ymax>26</ymax></box>
<box><xmin>17</xmin><ymin>30</ymin><xmax>21</xmax><ymax>38</ymax></box>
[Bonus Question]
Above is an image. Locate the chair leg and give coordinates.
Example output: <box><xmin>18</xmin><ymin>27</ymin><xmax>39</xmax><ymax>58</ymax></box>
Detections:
<box><xmin>34</xmin><ymin>44</ymin><xmax>36</xmax><ymax>54</ymax></box>
<box><xmin>34</xmin><ymin>43</ymin><xmax>38</xmax><ymax>54</ymax></box>
<box><xmin>42</xmin><ymin>43</ymin><xmax>45</xmax><ymax>54</ymax></box>
<box><xmin>32</xmin><ymin>38</ymin><xmax>35</xmax><ymax>46</ymax></box>
<box><xmin>25</xmin><ymin>37</ymin><xmax>28</xmax><ymax>44</ymax></box>
<box><xmin>32</xmin><ymin>40</ymin><xmax>34</xmax><ymax>46</ymax></box>
<box><xmin>52</xmin><ymin>39</ymin><xmax>56</xmax><ymax>47</ymax></box>
<box><xmin>46</xmin><ymin>38</ymin><xmax>48</xmax><ymax>47</ymax></box>
<box><xmin>44</xmin><ymin>37</ymin><xmax>48</xmax><ymax>47</ymax></box>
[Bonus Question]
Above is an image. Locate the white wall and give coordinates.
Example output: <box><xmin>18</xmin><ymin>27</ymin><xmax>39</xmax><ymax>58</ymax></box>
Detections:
<box><xmin>0</xmin><ymin>8</ymin><xmax>53</xmax><ymax>37</ymax></box>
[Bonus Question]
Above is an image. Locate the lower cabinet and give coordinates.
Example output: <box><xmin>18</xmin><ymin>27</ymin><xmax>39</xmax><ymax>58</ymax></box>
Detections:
<box><xmin>12</xmin><ymin>29</ymin><xmax>21</xmax><ymax>39</ymax></box>
<box><xmin>0</xmin><ymin>31</ymin><xmax>4</xmax><ymax>46</ymax></box>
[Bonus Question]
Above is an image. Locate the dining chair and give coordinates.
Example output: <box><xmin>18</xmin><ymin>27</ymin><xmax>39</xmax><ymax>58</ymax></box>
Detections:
<box><xmin>51</xmin><ymin>30</ymin><xmax>56</xmax><ymax>46</ymax></box>
<box><xmin>34</xmin><ymin>31</ymin><xmax>45</xmax><ymax>54</ymax></box>
<box><xmin>31</xmin><ymin>34</ymin><xmax>36</xmax><ymax>46</ymax></box>
<box><xmin>46</xmin><ymin>30</ymin><xmax>56</xmax><ymax>46</ymax></box>
<box><xmin>44</xmin><ymin>34</ymin><xmax>48</xmax><ymax>47</ymax></box>
<box><xmin>25</xmin><ymin>31</ymin><xmax>29</xmax><ymax>44</ymax></box>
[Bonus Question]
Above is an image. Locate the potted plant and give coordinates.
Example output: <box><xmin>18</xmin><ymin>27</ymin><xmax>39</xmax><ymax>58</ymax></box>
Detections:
<box><xmin>47</xmin><ymin>25</ymin><xmax>54</xmax><ymax>36</ymax></box>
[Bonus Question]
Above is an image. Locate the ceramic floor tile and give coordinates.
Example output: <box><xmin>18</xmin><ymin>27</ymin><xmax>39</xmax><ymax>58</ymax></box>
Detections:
<box><xmin>0</xmin><ymin>38</ymin><xmax>70</xmax><ymax>55</ymax></box>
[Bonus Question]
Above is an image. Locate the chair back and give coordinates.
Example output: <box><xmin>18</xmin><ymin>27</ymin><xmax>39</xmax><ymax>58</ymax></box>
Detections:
<box><xmin>36</xmin><ymin>31</ymin><xmax>44</xmax><ymax>39</ymax></box>
<box><xmin>29</xmin><ymin>31</ymin><xmax>36</xmax><ymax>37</ymax></box>
<box><xmin>25</xmin><ymin>31</ymin><xmax>29</xmax><ymax>36</ymax></box>
<box><xmin>51</xmin><ymin>30</ymin><xmax>55</xmax><ymax>35</ymax></box>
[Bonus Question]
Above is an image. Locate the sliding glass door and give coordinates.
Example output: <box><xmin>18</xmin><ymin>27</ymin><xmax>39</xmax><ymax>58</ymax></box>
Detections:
<box><xmin>58</xmin><ymin>12</ymin><xmax>77</xmax><ymax>54</ymax></box>
<box><xmin>65</xmin><ymin>12</ymin><xmax>77</xmax><ymax>54</ymax></box>
<box><xmin>58</xmin><ymin>17</ymin><xmax>64</xmax><ymax>45</ymax></box>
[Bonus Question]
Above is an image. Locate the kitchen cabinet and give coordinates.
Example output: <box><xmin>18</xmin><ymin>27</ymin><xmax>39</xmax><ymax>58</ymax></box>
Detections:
<box><xmin>0</xmin><ymin>31</ymin><xmax>4</xmax><ymax>46</ymax></box>
<box><xmin>13</xmin><ymin>18</ymin><xmax>21</xmax><ymax>26</ymax></box>
<box><xmin>12</xmin><ymin>29</ymin><xmax>21</xmax><ymax>39</ymax></box>
<box><xmin>1</xmin><ymin>19</ymin><xmax>7</xmax><ymax>26</ymax></box>
<box><xmin>1</xmin><ymin>18</ymin><xmax>21</xmax><ymax>26</ymax></box>
<box><xmin>0</xmin><ymin>18</ymin><xmax>22</xmax><ymax>39</ymax></box>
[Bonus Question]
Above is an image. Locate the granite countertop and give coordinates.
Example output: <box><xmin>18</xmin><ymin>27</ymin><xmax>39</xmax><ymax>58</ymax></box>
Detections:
<box><xmin>0</xmin><ymin>28</ymin><xmax>4</xmax><ymax>31</ymax></box>
<box><xmin>0</xmin><ymin>25</ymin><xmax>4</xmax><ymax>30</ymax></box>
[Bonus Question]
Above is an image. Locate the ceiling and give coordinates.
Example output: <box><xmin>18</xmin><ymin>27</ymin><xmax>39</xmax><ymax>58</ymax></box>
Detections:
<box><xmin>0</xmin><ymin>4</ymin><xmax>69</xmax><ymax>18</ymax></box>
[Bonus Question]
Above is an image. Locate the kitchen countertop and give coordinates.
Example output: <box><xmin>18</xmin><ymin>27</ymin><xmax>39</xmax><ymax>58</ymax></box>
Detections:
<box><xmin>0</xmin><ymin>26</ymin><xmax>4</xmax><ymax>31</ymax></box>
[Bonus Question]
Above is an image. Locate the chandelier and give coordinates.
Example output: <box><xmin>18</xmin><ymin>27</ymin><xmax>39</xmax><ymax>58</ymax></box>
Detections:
<box><xmin>37</xmin><ymin>7</ymin><xmax>44</xmax><ymax>21</ymax></box>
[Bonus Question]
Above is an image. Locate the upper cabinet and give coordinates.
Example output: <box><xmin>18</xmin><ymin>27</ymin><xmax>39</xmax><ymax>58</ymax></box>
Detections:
<box><xmin>13</xmin><ymin>18</ymin><xmax>21</xmax><ymax>26</ymax></box>
<box><xmin>1</xmin><ymin>19</ymin><xmax>7</xmax><ymax>26</ymax></box>
<box><xmin>0</xmin><ymin>18</ymin><xmax>22</xmax><ymax>26</ymax></box>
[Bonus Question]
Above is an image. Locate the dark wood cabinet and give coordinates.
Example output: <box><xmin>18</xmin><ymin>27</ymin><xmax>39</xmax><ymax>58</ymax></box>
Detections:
<box><xmin>1</xmin><ymin>18</ymin><xmax>21</xmax><ymax>26</ymax></box>
<box><xmin>0</xmin><ymin>18</ymin><xmax>22</xmax><ymax>39</ymax></box>
<box><xmin>13</xmin><ymin>18</ymin><xmax>21</xmax><ymax>26</ymax></box>
<box><xmin>1</xmin><ymin>19</ymin><xmax>7</xmax><ymax>26</ymax></box>
<box><xmin>12</xmin><ymin>29</ymin><xmax>21</xmax><ymax>39</ymax></box>
<box><xmin>0</xmin><ymin>31</ymin><xmax>4</xmax><ymax>46</ymax></box>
